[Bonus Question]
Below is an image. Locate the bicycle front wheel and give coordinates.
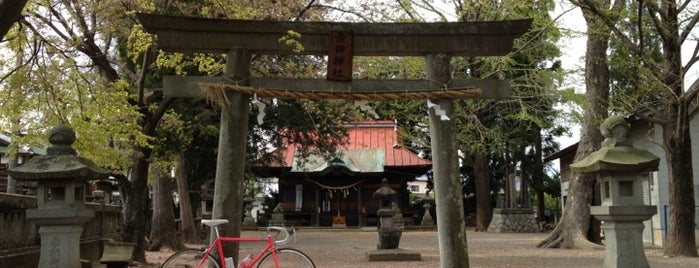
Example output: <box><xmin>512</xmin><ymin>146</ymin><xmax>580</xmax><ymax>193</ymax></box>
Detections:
<box><xmin>256</xmin><ymin>248</ymin><xmax>315</xmax><ymax>268</ymax></box>
<box><xmin>161</xmin><ymin>248</ymin><xmax>221</xmax><ymax>268</ymax></box>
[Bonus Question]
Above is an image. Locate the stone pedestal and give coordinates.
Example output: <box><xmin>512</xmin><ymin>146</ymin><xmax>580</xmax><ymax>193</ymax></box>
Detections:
<box><xmin>487</xmin><ymin>208</ymin><xmax>539</xmax><ymax>233</ymax></box>
<box><xmin>421</xmin><ymin>210</ymin><xmax>434</xmax><ymax>227</ymax></box>
<box><xmin>268</xmin><ymin>212</ymin><xmax>286</xmax><ymax>226</ymax></box>
<box><xmin>366</xmin><ymin>248</ymin><xmax>422</xmax><ymax>262</ymax></box>
<box><xmin>591</xmin><ymin>206</ymin><xmax>655</xmax><ymax>268</ymax></box>
<box><xmin>37</xmin><ymin>225</ymin><xmax>84</xmax><ymax>268</ymax></box>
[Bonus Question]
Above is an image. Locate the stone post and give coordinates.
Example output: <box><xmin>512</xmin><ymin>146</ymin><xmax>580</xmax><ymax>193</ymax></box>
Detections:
<box><xmin>507</xmin><ymin>174</ymin><xmax>517</xmax><ymax>208</ymax></box>
<box><xmin>242</xmin><ymin>200</ymin><xmax>256</xmax><ymax>227</ymax></box>
<box><xmin>210</xmin><ymin>49</ymin><xmax>251</xmax><ymax>261</ymax></box>
<box><xmin>422</xmin><ymin>197</ymin><xmax>434</xmax><ymax>228</ymax></box>
<box><xmin>8</xmin><ymin>124</ymin><xmax>109</xmax><ymax>268</ymax></box>
<box><xmin>426</xmin><ymin>53</ymin><xmax>469</xmax><ymax>268</ymax></box>
<box><xmin>570</xmin><ymin>116</ymin><xmax>659</xmax><ymax>268</ymax></box>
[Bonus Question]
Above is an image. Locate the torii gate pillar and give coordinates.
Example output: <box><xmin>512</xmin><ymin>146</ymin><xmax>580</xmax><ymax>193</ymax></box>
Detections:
<box><xmin>427</xmin><ymin>53</ymin><xmax>469</xmax><ymax>267</ymax></box>
<box><xmin>210</xmin><ymin>49</ymin><xmax>251</xmax><ymax>260</ymax></box>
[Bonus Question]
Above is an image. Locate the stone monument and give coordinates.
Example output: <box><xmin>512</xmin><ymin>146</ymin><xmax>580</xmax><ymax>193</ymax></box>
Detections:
<box><xmin>242</xmin><ymin>199</ymin><xmax>256</xmax><ymax>228</ymax></box>
<box><xmin>570</xmin><ymin>115</ymin><xmax>659</xmax><ymax>268</ymax></box>
<box><xmin>391</xmin><ymin>202</ymin><xmax>404</xmax><ymax>228</ymax></box>
<box><xmin>421</xmin><ymin>196</ymin><xmax>435</xmax><ymax>228</ymax></box>
<box><xmin>488</xmin><ymin>173</ymin><xmax>539</xmax><ymax>233</ymax></box>
<box><xmin>8</xmin><ymin>124</ymin><xmax>110</xmax><ymax>268</ymax></box>
<box><xmin>366</xmin><ymin>179</ymin><xmax>420</xmax><ymax>261</ymax></box>
<box><xmin>268</xmin><ymin>203</ymin><xmax>287</xmax><ymax>226</ymax></box>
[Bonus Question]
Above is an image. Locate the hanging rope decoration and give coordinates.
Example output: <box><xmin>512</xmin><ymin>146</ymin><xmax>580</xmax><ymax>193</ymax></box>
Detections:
<box><xmin>251</xmin><ymin>93</ymin><xmax>266</xmax><ymax>125</ymax></box>
<box><xmin>200</xmin><ymin>83</ymin><xmax>483</xmax><ymax>101</ymax></box>
<box><xmin>354</xmin><ymin>100</ymin><xmax>379</xmax><ymax>119</ymax></box>
<box><xmin>306</xmin><ymin>178</ymin><xmax>365</xmax><ymax>198</ymax></box>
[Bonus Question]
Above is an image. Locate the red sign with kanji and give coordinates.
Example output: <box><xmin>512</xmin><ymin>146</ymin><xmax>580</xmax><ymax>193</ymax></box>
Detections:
<box><xmin>327</xmin><ymin>31</ymin><xmax>353</xmax><ymax>81</ymax></box>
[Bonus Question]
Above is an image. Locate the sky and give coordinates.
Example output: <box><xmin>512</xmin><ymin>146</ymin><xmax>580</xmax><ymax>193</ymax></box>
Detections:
<box><xmin>552</xmin><ymin>2</ymin><xmax>585</xmax><ymax>149</ymax></box>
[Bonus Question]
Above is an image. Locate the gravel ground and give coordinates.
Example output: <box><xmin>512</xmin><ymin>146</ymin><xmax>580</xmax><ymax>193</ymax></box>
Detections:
<box><xmin>144</xmin><ymin>228</ymin><xmax>699</xmax><ymax>267</ymax></box>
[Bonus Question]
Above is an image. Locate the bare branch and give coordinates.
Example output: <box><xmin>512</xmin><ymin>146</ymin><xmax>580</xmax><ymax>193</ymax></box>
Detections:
<box><xmin>294</xmin><ymin>0</ymin><xmax>316</xmax><ymax>21</ymax></box>
<box><xmin>679</xmin><ymin>6</ymin><xmax>699</xmax><ymax>43</ymax></box>
<box><xmin>308</xmin><ymin>4</ymin><xmax>374</xmax><ymax>22</ymax></box>
<box><xmin>61</xmin><ymin>0</ymin><xmax>92</xmax><ymax>40</ymax></box>
<box><xmin>415</xmin><ymin>0</ymin><xmax>448</xmax><ymax>22</ymax></box>
<box><xmin>397</xmin><ymin>0</ymin><xmax>420</xmax><ymax>21</ymax></box>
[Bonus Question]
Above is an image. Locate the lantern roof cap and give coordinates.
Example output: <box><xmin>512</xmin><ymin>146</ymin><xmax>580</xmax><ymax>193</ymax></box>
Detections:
<box><xmin>373</xmin><ymin>178</ymin><xmax>397</xmax><ymax>199</ymax></box>
<box><xmin>570</xmin><ymin>116</ymin><xmax>659</xmax><ymax>174</ymax></box>
<box><xmin>8</xmin><ymin>124</ymin><xmax>110</xmax><ymax>181</ymax></box>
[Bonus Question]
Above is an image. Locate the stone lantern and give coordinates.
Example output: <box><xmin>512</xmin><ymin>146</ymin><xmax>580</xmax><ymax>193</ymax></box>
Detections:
<box><xmin>9</xmin><ymin>124</ymin><xmax>109</xmax><ymax>268</ymax></box>
<box><xmin>570</xmin><ymin>116</ymin><xmax>659</xmax><ymax>268</ymax></box>
<box><xmin>366</xmin><ymin>179</ymin><xmax>420</xmax><ymax>262</ymax></box>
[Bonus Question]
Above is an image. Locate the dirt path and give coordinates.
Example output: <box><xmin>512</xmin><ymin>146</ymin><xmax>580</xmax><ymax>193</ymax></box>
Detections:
<box><xmin>144</xmin><ymin>228</ymin><xmax>699</xmax><ymax>267</ymax></box>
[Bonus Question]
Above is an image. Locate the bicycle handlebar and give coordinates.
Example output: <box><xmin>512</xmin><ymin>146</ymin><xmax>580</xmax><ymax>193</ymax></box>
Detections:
<box><xmin>266</xmin><ymin>226</ymin><xmax>295</xmax><ymax>246</ymax></box>
<box><xmin>201</xmin><ymin>219</ymin><xmax>296</xmax><ymax>246</ymax></box>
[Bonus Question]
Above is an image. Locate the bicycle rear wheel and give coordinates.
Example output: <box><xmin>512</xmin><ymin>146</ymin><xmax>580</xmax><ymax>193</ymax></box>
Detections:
<box><xmin>161</xmin><ymin>248</ymin><xmax>221</xmax><ymax>268</ymax></box>
<box><xmin>256</xmin><ymin>248</ymin><xmax>316</xmax><ymax>268</ymax></box>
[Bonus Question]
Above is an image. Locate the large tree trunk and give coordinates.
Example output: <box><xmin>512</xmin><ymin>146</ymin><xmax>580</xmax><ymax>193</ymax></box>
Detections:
<box><xmin>538</xmin><ymin>2</ymin><xmax>609</xmax><ymax>249</ymax></box>
<box><xmin>664</xmin><ymin>115</ymin><xmax>697</xmax><ymax>256</ymax></box>
<box><xmin>148</xmin><ymin>168</ymin><xmax>184</xmax><ymax>251</ymax></box>
<box><xmin>119</xmin><ymin>155</ymin><xmax>150</xmax><ymax>262</ymax></box>
<box><xmin>175</xmin><ymin>154</ymin><xmax>199</xmax><ymax>243</ymax></box>
<box><xmin>660</xmin><ymin>5</ymin><xmax>697</xmax><ymax>253</ymax></box>
<box><xmin>473</xmin><ymin>153</ymin><xmax>492</xmax><ymax>231</ymax></box>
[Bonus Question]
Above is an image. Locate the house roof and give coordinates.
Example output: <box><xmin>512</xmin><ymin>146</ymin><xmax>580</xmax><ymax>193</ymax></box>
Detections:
<box><xmin>268</xmin><ymin>120</ymin><xmax>432</xmax><ymax>173</ymax></box>
<box><xmin>0</xmin><ymin>133</ymin><xmax>45</xmax><ymax>156</ymax></box>
<box><xmin>543</xmin><ymin>142</ymin><xmax>578</xmax><ymax>162</ymax></box>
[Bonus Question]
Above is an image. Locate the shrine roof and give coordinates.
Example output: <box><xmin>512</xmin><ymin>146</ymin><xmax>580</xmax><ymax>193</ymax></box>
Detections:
<box><xmin>267</xmin><ymin>120</ymin><xmax>431</xmax><ymax>172</ymax></box>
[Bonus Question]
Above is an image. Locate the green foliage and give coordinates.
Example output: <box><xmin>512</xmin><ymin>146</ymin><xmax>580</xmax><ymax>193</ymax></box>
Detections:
<box><xmin>278</xmin><ymin>30</ymin><xmax>304</xmax><ymax>53</ymax></box>
<box><xmin>607</xmin><ymin>0</ymin><xmax>666</xmax><ymax>114</ymax></box>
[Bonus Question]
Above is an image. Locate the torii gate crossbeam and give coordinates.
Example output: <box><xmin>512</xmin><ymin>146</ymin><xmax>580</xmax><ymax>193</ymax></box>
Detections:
<box><xmin>137</xmin><ymin>14</ymin><xmax>530</xmax><ymax>56</ymax></box>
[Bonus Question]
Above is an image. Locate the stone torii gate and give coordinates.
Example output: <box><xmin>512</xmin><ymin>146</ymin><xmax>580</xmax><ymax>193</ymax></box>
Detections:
<box><xmin>138</xmin><ymin>14</ymin><xmax>530</xmax><ymax>267</ymax></box>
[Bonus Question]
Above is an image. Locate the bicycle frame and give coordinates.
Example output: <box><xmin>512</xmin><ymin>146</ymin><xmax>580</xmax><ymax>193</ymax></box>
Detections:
<box><xmin>198</xmin><ymin>234</ymin><xmax>282</xmax><ymax>268</ymax></box>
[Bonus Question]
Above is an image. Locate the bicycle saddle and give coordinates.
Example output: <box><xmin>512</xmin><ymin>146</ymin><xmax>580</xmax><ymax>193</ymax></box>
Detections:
<box><xmin>201</xmin><ymin>219</ymin><xmax>229</xmax><ymax>227</ymax></box>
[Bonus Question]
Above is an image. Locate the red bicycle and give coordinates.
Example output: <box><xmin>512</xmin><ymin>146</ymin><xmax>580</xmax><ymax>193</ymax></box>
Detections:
<box><xmin>161</xmin><ymin>219</ymin><xmax>316</xmax><ymax>268</ymax></box>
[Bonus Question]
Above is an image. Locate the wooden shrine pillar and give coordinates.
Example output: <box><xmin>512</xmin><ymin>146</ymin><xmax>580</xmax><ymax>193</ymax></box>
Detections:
<box><xmin>210</xmin><ymin>49</ymin><xmax>251</xmax><ymax>261</ymax></box>
<box><xmin>315</xmin><ymin>186</ymin><xmax>320</xmax><ymax>226</ymax></box>
<box><xmin>427</xmin><ymin>53</ymin><xmax>469</xmax><ymax>268</ymax></box>
<box><xmin>357</xmin><ymin>186</ymin><xmax>364</xmax><ymax>226</ymax></box>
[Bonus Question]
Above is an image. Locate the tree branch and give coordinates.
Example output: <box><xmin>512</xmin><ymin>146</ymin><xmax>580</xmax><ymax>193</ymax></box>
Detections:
<box><xmin>294</xmin><ymin>0</ymin><xmax>316</xmax><ymax>21</ymax></box>
<box><xmin>682</xmin><ymin>42</ymin><xmax>699</xmax><ymax>74</ymax></box>
<box><xmin>678</xmin><ymin>6</ymin><xmax>699</xmax><ymax>44</ymax></box>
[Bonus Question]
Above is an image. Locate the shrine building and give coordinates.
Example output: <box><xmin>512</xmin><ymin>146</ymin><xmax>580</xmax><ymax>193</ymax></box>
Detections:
<box><xmin>254</xmin><ymin>120</ymin><xmax>432</xmax><ymax>227</ymax></box>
